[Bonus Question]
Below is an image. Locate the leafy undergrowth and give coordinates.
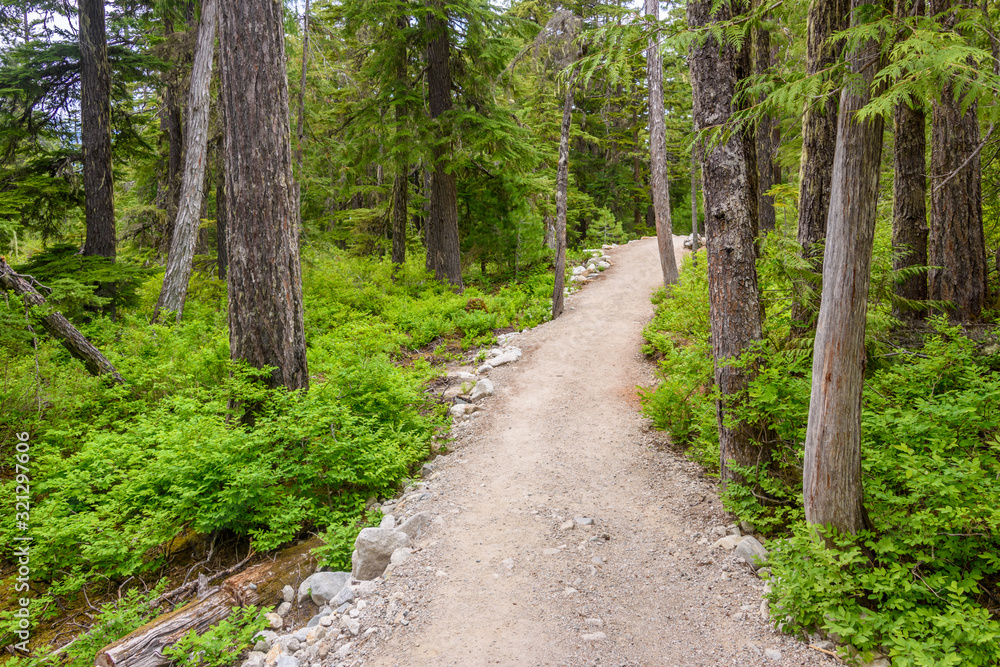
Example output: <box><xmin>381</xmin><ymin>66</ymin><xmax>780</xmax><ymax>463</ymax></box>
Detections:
<box><xmin>0</xmin><ymin>248</ymin><xmax>555</xmax><ymax>660</ymax></box>
<box><xmin>640</xmin><ymin>243</ymin><xmax>1000</xmax><ymax>665</ymax></box>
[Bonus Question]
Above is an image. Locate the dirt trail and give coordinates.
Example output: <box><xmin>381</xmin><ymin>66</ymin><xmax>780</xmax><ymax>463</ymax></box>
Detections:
<box><xmin>356</xmin><ymin>237</ymin><xmax>830</xmax><ymax>666</ymax></box>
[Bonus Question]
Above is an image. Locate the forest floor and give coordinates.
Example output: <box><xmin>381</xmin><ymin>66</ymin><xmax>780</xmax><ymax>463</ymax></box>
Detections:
<box><xmin>351</xmin><ymin>237</ymin><xmax>834</xmax><ymax>666</ymax></box>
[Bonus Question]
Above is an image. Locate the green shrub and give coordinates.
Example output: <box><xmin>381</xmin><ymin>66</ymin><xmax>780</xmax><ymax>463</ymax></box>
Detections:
<box><xmin>162</xmin><ymin>606</ymin><xmax>270</xmax><ymax>667</ymax></box>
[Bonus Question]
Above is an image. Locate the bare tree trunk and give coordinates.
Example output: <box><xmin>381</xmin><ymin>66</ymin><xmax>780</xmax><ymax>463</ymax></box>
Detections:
<box><xmin>691</xmin><ymin>147</ymin><xmax>699</xmax><ymax>250</ymax></box>
<box><xmin>552</xmin><ymin>72</ymin><xmax>577</xmax><ymax>320</ymax></box>
<box><xmin>425</xmin><ymin>0</ymin><xmax>462</xmax><ymax>289</ymax></box>
<box><xmin>155</xmin><ymin>0</ymin><xmax>218</xmax><ymax>321</ymax></box>
<box><xmin>688</xmin><ymin>0</ymin><xmax>769</xmax><ymax>485</ymax></box>
<box><xmin>216</xmin><ymin>154</ymin><xmax>227</xmax><ymax>280</ymax></box>
<box><xmin>0</xmin><ymin>259</ymin><xmax>124</xmax><ymax>384</ymax></box>
<box><xmin>645</xmin><ymin>0</ymin><xmax>679</xmax><ymax>287</ymax></box>
<box><xmin>391</xmin><ymin>13</ymin><xmax>408</xmax><ymax>267</ymax></box>
<box><xmin>892</xmin><ymin>0</ymin><xmax>928</xmax><ymax>323</ymax></box>
<box><xmin>792</xmin><ymin>0</ymin><xmax>850</xmax><ymax>332</ymax></box>
<box><xmin>294</xmin><ymin>0</ymin><xmax>310</xmax><ymax>231</ymax></box>
<box><xmin>754</xmin><ymin>7</ymin><xmax>776</xmax><ymax>233</ymax></box>
<box><xmin>929</xmin><ymin>0</ymin><xmax>988</xmax><ymax>322</ymax></box>
<box><xmin>79</xmin><ymin>0</ymin><xmax>115</xmax><ymax>261</ymax></box>
<box><xmin>218</xmin><ymin>0</ymin><xmax>309</xmax><ymax>392</ymax></box>
<box><xmin>803</xmin><ymin>0</ymin><xmax>886</xmax><ymax>538</ymax></box>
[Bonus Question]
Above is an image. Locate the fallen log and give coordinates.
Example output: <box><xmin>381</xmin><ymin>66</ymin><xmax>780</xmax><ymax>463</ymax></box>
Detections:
<box><xmin>0</xmin><ymin>256</ymin><xmax>125</xmax><ymax>384</ymax></box>
<box><xmin>95</xmin><ymin>537</ymin><xmax>321</xmax><ymax>667</ymax></box>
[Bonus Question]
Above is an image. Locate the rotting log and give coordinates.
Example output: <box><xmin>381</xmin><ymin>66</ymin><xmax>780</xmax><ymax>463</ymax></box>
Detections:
<box><xmin>0</xmin><ymin>257</ymin><xmax>125</xmax><ymax>384</ymax></box>
<box><xmin>95</xmin><ymin>537</ymin><xmax>321</xmax><ymax>667</ymax></box>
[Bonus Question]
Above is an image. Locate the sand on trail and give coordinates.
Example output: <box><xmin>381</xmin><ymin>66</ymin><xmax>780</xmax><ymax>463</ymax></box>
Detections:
<box><xmin>355</xmin><ymin>237</ymin><xmax>833</xmax><ymax>667</ymax></box>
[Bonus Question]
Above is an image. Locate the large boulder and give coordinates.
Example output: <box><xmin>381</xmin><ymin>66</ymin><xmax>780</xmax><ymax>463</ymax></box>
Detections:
<box><xmin>297</xmin><ymin>571</ymin><xmax>352</xmax><ymax>605</ymax></box>
<box><xmin>351</xmin><ymin>528</ymin><xmax>411</xmax><ymax>580</ymax></box>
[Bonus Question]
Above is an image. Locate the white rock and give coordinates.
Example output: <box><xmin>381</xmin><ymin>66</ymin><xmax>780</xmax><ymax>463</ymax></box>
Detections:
<box><xmin>476</xmin><ymin>363</ymin><xmax>492</xmax><ymax>374</ymax></box>
<box><xmin>297</xmin><ymin>572</ymin><xmax>352</xmax><ymax>606</ymax></box>
<box><xmin>572</xmin><ymin>265</ymin><xmax>587</xmax><ymax>275</ymax></box>
<box><xmin>335</xmin><ymin>642</ymin><xmax>353</xmax><ymax>658</ymax></box>
<box><xmin>584</xmin><ymin>618</ymin><xmax>603</xmax><ymax>627</ymax></box>
<box><xmin>351</xmin><ymin>528</ymin><xmax>411</xmax><ymax>580</ymax></box>
<box><xmin>559</xmin><ymin>520</ymin><xmax>574</xmax><ymax>531</ymax></box>
<box><xmin>469</xmin><ymin>378</ymin><xmax>494</xmax><ymax>402</ymax></box>
<box><xmin>274</xmin><ymin>655</ymin><xmax>299</xmax><ymax>667</ymax></box>
<box><xmin>390</xmin><ymin>547</ymin><xmax>412</xmax><ymax>565</ymax></box>
<box><xmin>397</xmin><ymin>511</ymin><xmax>432</xmax><ymax>539</ymax></box>
<box><xmin>764</xmin><ymin>648</ymin><xmax>781</xmax><ymax>661</ymax></box>
<box><xmin>275</xmin><ymin>601</ymin><xmax>292</xmax><ymax>617</ymax></box>
<box><xmin>242</xmin><ymin>651</ymin><xmax>266</xmax><ymax>667</ymax></box>
<box><xmin>489</xmin><ymin>350</ymin><xmax>520</xmax><ymax>367</ymax></box>
<box><xmin>449</xmin><ymin>403</ymin><xmax>480</xmax><ymax>418</ymax></box>
<box><xmin>581</xmin><ymin>632</ymin><xmax>607</xmax><ymax>641</ymax></box>
<box><xmin>712</xmin><ymin>535</ymin><xmax>742</xmax><ymax>550</ymax></box>
<box><xmin>342</xmin><ymin>617</ymin><xmax>361</xmax><ymax>636</ymax></box>
<box><xmin>447</xmin><ymin>371</ymin><xmax>477</xmax><ymax>382</ymax></box>
<box><xmin>735</xmin><ymin>536</ymin><xmax>769</xmax><ymax>570</ymax></box>
<box><xmin>379</xmin><ymin>514</ymin><xmax>396</xmax><ymax>529</ymax></box>
<box><xmin>281</xmin><ymin>585</ymin><xmax>295</xmax><ymax>604</ymax></box>
<box><xmin>265</xmin><ymin>613</ymin><xmax>283</xmax><ymax>629</ymax></box>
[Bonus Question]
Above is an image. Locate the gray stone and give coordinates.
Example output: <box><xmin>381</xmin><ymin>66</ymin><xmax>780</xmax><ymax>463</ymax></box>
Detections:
<box><xmin>397</xmin><ymin>511</ymin><xmax>432</xmax><ymax>539</ymax></box>
<box><xmin>447</xmin><ymin>371</ymin><xmax>477</xmax><ymax>382</ymax></box>
<box><xmin>275</xmin><ymin>601</ymin><xmax>292</xmax><ymax>617</ymax></box>
<box><xmin>488</xmin><ymin>349</ymin><xmax>521</xmax><ymax>367</ymax></box>
<box><xmin>336</xmin><ymin>643</ymin><xmax>353</xmax><ymax>658</ymax></box>
<box><xmin>574</xmin><ymin>517</ymin><xmax>594</xmax><ymax>526</ymax></box>
<box><xmin>476</xmin><ymin>363</ymin><xmax>492</xmax><ymax>374</ymax></box>
<box><xmin>336</xmin><ymin>602</ymin><xmax>352</xmax><ymax>615</ymax></box>
<box><xmin>305</xmin><ymin>614</ymin><xmax>322</xmax><ymax>628</ymax></box>
<box><xmin>420</xmin><ymin>463</ymin><xmax>435</xmax><ymax>478</ymax></box>
<box><xmin>734</xmin><ymin>536</ymin><xmax>769</xmax><ymax>570</ymax></box>
<box><xmin>274</xmin><ymin>655</ymin><xmax>299</xmax><ymax>667</ymax></box>
<box><xmin>351</xmin><ymin>527</ymin><xmax>411</xmax><ymax>580</ymax></box>
<box><xmin>297</xmin><ymin>571</ymin><xmax>352</xmax><ymax>605</ymax></box>
<box><xmin>283</xmin><ymin>637</ymin><xmax>301</xmax><ymax>652</ymax></box>
<box><xmin>281</xmin><ymin>585</ymin><xmax>295</xmax><ymax>604</ymax></box>
<box><xmin>254</xmin><ymin>631</ymin><xmax>278</xmax><ymax>652</ymax></box>
<box><xmin>342</xmin><ymin>616</ymin><xmax>361</xmax><ymax>636</ymax></box>
<box><xmin>469</xmin><ymin>378</ymin><xmax>494</xmax><ymax>402</ymax></box>
<box><xmin>740</xmin><ymin>520</ymin><xmax>756</xmax><ymax>534</ymax></box>
<box><xmin>265</xmin><ymin>613</ymin><xmax>283</xmax><ymax>630</ymax></box>
<box><xmin>378</xmin><ymin>514</ymin><xmax>396</xmax><ymax>529</ymax></box>
<box><xmin>764</xmin><ymin>648</ymin><xmax>781</xmax><ymax>661</ymax></box>
<box><xmin>319</xmin><ymin>615</ymin><xmax>334</xmax><ymax>627</ymax></box>
<box><xmin>712</xmin><ymin>535</ymin><xmax>742</xmax><ymax>551</ymax></box>
<box><xmin>390</xmin><ymin>547</ymin><xmax>412</xmax><ymax>565</ymax></box>
<box><xmin>333</xmin><ymin>585</ymin><xmax>355</xmax><ymax>606</ymax></box>
<box><xmin>449</xmin><ymin>403</ymin><xmax>480</xmax><ymax>419</ymax></box>
<box><xmin>242</xmin><ymin>652</ymin><xmax>266</xmax><ymax>667</ymax></box>
<box><xmin>292</xmin><ymin>627</ymin><xmax>310</xmax><ymax>642</ymax></box>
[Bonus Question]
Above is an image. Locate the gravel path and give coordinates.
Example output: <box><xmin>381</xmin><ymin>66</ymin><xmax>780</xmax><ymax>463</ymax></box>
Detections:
<box><xmin>351</xmin><ymin>237</ymin><xmax>832</xmax><ymax>666</ymax></box>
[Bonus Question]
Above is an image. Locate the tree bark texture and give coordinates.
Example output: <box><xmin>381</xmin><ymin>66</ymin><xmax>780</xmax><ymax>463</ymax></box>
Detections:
<box><xmin>891</xmin><ymin>65</ymin><xmax>927</xmax><ymax>320</ymax></box>
<box><xmin>155</xmin><ymin>0</ymin><xmax>218</xmax><ymax>321</ymax></box>
<box><xmin>803</xmin><ymin>0</ymin><xmax>886</xmax><ymax>537</ymax></box>
<box><xmin>552</xmin><ymin>74</ymin><xmax>576</xmax><ymax>320</ymax></box>
<box><xmin>645</xmin><ymin>0</ymin><xmax>679</xmax><ymax>287</ymax></box>
<box><xmin>732</xmin><ymin>0</ymin><xmax>759</xmax><ymax>239</ymax></box>
<box><xmin>79</xmin><ymin>0</ymin><xmax>115</xmax><ymax>260</ymax></box>
<box><xmin>691</xmin><ymin>147</ymin><xmax>700</xmax><ymax>250</ymax></box>
<box><xmin>754</xmin><ymin>11</ymin><xmax>776</xmax><ymax>233</ymax></box>
<box><xmin>218</xmin><ymin>0</ymin><xmax>309</xmax><ymax>391</ymax></box>
<box><xmin>792</xmin><ymin>0</ymin><xmax>850</xmax><ymax>330</ymax></box>
<box><xmin>0</xmin><ymin>258</ymin><xmax>124</xmax><ymax>383</ymax></box>
<box><xmin>294</xmin><ymin>0</ymin><xmax>310</xmax><ymax>230</ymax></box>
<box><xmin>425</xmin><ymin>1</ymin><xmax>463</xmax><ymax>289</ymax></box>
<box><xmin>216</xmin><ymin>156</ymin><xmax>227</xmax><ymax>280</ymax></box>
<box><xmin>688</xmin><ymin>0</ymin><xmax>768</xmax><ymax>485</ymax></box>
<box><xmin>391</xmin><ymin>12</ymin><xmax>408</xmax><ymax>267</ymax></box>
<box><xmin>929</xmin><ymin>0</ymin><xmax>988</xmax><ymax>322</ymax></box>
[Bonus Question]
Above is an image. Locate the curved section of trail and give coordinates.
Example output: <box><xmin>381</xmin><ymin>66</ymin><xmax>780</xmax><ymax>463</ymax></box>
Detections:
<box><xmin>357</xmin><ymin>237</ymin><xmax>829</xmax><ymax>666</ymax></box>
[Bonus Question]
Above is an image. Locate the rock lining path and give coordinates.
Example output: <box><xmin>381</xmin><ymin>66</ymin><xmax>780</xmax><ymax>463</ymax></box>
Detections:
<box><xmin>353</xmin><ymin>237</ymin><xmax>833</xmax><ymax>666</ymax></box>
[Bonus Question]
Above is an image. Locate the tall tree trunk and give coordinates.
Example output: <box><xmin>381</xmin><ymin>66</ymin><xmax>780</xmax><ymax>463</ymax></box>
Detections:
<box><xmin>733</xmin><ymin>0</ymin><xmax>759</xmax><ymax>239</ymax></box>
<box><xmin>929</xmin><ymin>0</ymin><xmax>988</xmax><ymax>322</ymax></box>
<box><xmin>155</xmin><ymin>0</ymin><xmax>218</xmax><ymax>321</ymax></box>
<box><xmin>218</xmin><ymin>0</ymin><xmax>309</xmax><ymax>392</ymax></box>
<box><xmin>79</xmin><ymin>0</ymin><xmax>115</xmax><ymax>261</ymax></box>
<box><xmin>691</xmin><ymin>147</ymin><xmax>699</xmax><ymax>249</ymax></box>
<box><xmin>792</xmin><ymin>0</ymin><xmax>850</xmax><ymax>331</ymax></box>
<box><xmin>216</xmin><ymin>151</ymin><xmax>227</xmax><ymax>280</ymax></box>
<box><xmin>754</xmin><ymin>8</ymin><xmax>776</xmax><ymax>233</ymax></box>
<box><xmin>633</xmin><ymin>110</ymin><xmax>643</xmax><ymax>233</ymax></box>
<box><xmin>294</xmin><ymin>0</ymin><xmax>310</xmax><ymax>230</ymax></box>
<box><xmin>645</xmin><ymin>0</ymin><xmax>679</xmax><ymax>287</ymax></box>
<box><xmin>391</xmin><ymin>13</ymin><xmax>408</xmax><ymax>267</ymax></box>
<box><xmin>425</xmin><ymin>0</ymin><xmax>462</xmax><ymax>289</ymax></box>
<box><xmin>160</xmin><ymin>15</ymin><xmax>185</xmax><ymax>256</ymax></box>
<box><xmin>688</xmin><ymin>0</ymin><xmax>769</xmax><ymax>485</ymax></box>
<box><xmin>803</xmin><ymin>0</ymin><xmax>886</xmax><ymax>538</ymax></box>
<box><xmin>891</xmin><ymin>0</ymin><xmax>927</xmax><ymax>323</ymax></box>
<box><xmin>552</xmin><ymin>72</ymin><xmax>577</xmax><ymax>320</ymax></box>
